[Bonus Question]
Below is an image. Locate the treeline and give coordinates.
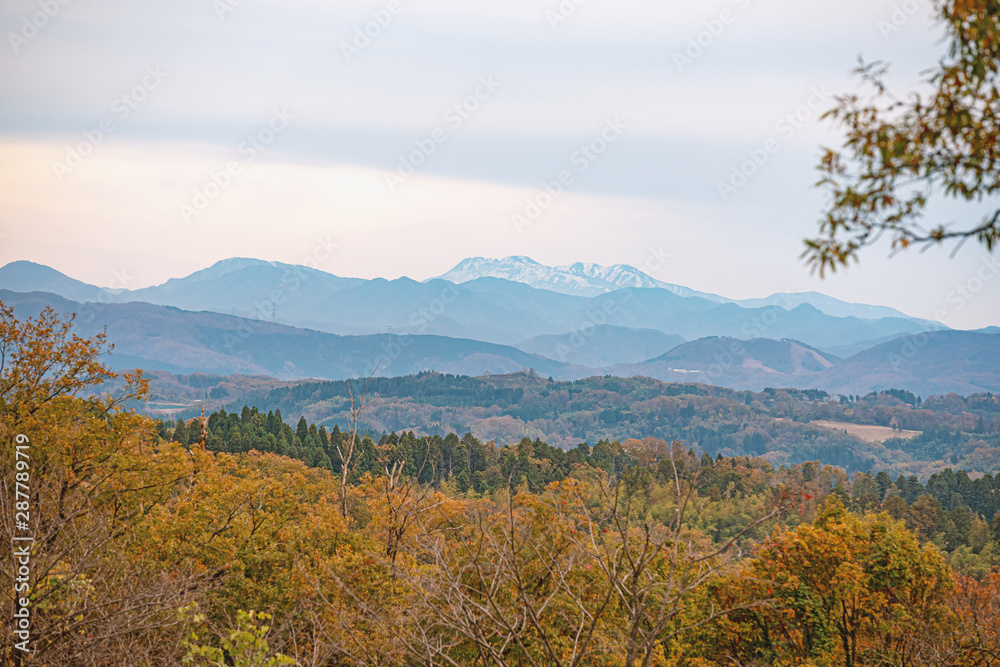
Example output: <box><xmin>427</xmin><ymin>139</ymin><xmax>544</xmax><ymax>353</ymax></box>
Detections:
<box><xmin>159</xmin><ymin>405</ymin><xmax>633</xmax><ymax>492</ymax></box>
<box><xmin>160</xmin><ymin>406</ymin><xmax>1000</xmax><ymax>566</ymax></box>
<box><xmin>189</xmin><ymin>372</ymin><xmax>1000</xmax><ymax>476</ymax></box>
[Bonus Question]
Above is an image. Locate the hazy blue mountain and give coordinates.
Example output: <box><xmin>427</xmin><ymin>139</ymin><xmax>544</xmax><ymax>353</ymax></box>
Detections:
<box><xmin>0</xmin><ymin>290</ymin><xmax>572</xmax><ymax>381</ymax></box>
<box><xmin>734</xmin><ymin>291</ymin><xmax>913</xmax><ymax>320</ymax></box>
<box><xmin>612</xmin><ymin>331</ymin><xmax>1000</xmax><ymax>396</ymax></box>
<box><xmin>0</xmin><ymin>259</ymin><xmax>946</xmax><ymax>353</ymax></box>
<box><xmin>516</xmin><ymin>326</ymin><xmax>686</xmax><ymax>367</ymax></box>
<box><xmin>122</xmin><ymin>258</ymin><xmax>367</xmax><ymax>317</ymax></box>
<box><xmin>2</xmin><ymin>289</ymin><xmax>996</xmax><ymax>396</ymax></box>
<box><xmin>0</xmin><ymin>260</ymin><xmax>111</xmax><ymax>303</ymax></box>
<box><xmin>435</xmin><ymin>255</ymin><xmax>724</xmax><ymax>300</ymax></box>
<box><xmin>819</xmin><ymin>333</ymin><xmax>922</xmax><ymax>359</ymax></box>
<box><xmin>614</xmin><ymin>337</ymin><xmax>841</xmax><ymax>390</ymax></box>
<box><xmin>434</xmin><ymin>256</ymin><xmax>927</xmax><ymax>321</ymax></box>
<box><xmin>812</xmin><ymin>330</ymin><xmax>1000</xmax><ymax>397</ymax></box>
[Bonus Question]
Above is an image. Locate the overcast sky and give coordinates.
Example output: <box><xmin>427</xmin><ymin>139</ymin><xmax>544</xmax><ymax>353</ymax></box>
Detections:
<box><xmin>0</xmin><ymin>0</ymin><xmax>997</xmax><ymax>329</ymax></box>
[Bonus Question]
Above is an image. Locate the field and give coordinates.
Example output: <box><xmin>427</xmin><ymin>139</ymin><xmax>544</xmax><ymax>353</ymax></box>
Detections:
<box><xmin>811</xmin><ymin>419</ymin><xmax>921</xmax><ymax>443</ymax></box>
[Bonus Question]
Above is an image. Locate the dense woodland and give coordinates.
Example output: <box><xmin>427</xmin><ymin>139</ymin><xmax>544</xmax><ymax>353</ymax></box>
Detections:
<box><xmin>160</xmin><ymin>405</ymin><xmax>1000</xmax><ymax>576</ymax></box>
<box><xmin>3</xmin><ymin>306</ymin><xmax>1000</xmax><ymax>666</ymax></box>
<box><xmin>164</xmin><ymin>371</ymin><xmax>1000</xmax><ymax>478</ymax></box>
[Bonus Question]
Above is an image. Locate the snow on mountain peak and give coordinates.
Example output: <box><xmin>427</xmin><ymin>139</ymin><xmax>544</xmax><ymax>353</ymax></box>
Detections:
<box><xmin>435</xmin><ymin>256</ymin><xmax>685</xmax><ymax>297</ymax></box>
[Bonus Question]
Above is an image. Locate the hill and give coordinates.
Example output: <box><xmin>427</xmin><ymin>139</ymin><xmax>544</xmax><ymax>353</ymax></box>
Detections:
<box><xmin>613</xmin><ymin>332</ymin><xmax>1000</xmax><ymax>398</ymax></box>
<box><xmin>0</xmin><ymin>290</ymin><xmax>571</xmax><ymax>380</ymax></box>
<box><xmin>516</xmin><ymin>325</ymin><xmax>685</xmax><ymax>366</ymax></box>
<box><xmin>615</xmin><ymin>337</ymin><xmax>840</xmax><ymax>389</ymax></box>
<box><xmin>124</xmin><ymin>257</ymin><xmax>366</xmax><ymax>316</ymax></box>
<box><xmin>2</xmin><ymin>289</ymin><xmax>997</xmax><ymax>396</ymax></box>
<box><xmin>0</xmin><ymin>260</ymin><xmax>111</xmax><ymax>302</ymax></box>
<box><xmin>814</xmin><ymin>330</ymin><xmax>1000</xmax><ymax>396</ymax></box>
<box><xmin>206</xmin><ymin>371</ymin><xmax>1000</xmax><ymax>477</ymax></box>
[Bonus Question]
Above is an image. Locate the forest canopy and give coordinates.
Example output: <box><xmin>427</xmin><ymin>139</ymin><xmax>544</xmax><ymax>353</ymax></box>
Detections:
<box><xmin>2</xmin><ymin>305</ymin><xmax>999</xmax><ymax>666</ymax></box>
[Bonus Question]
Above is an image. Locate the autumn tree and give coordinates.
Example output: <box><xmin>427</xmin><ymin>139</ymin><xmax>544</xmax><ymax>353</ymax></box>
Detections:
<box><xmin>0</xmin><ymin>305</ymin><xmax>203</xmax><ymax>665</ymax></box>
<box><xmin>335</xmin><ymin>372</ymin><xmax>378</xmax><ymax>518</ymax></box>
<box><xmin>361</xmin><ymin>439</ymin><xmax>792</xmax><ymax>667</ymax></box>
<box><xmin>807</xmin><ymin>0</ymin><xmax>1000</xmax><ymax>273</ymax></box>
<box><xmin>686</xmin><ymin>498</ymin><xmax>955</xmax><ymax>667</ymax></box>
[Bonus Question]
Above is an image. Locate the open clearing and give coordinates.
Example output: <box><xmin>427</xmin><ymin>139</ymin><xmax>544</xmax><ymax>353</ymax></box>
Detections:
<box><xmin>810</xmin><ymin>420</ymin><xmax>921</xmax><ymax>443</ymax></box>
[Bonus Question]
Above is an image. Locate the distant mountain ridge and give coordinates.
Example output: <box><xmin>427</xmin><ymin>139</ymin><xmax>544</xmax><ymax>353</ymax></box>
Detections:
<box><xmin>0</xmin><ymin>258</ymin><xmax>948</xmax><ymax>358</ymax></box>
<box><xmin>435</xmin><ymin>256</ymin><xmax>921</xmax><ymax>321</ymax></box>
<box><xmin>0</xmin><ymin>290</ymin><xmax>571</xmax><ymax>381</ymax></box>
<box><xmin>1</xmin><ymin>289</ymin><xmax>997</xmax><ymax>397</ymax></box>
<box><xmin>516</xmin><ymin>326</ymin><xmax>686</xmax><ymax>367</ymax></box>
<box><xmin>0</xmin><ymin>257</ymin><xmax>940</xmax><ymax>324</ymax></box>
<box><xmin>611</xmin><ymin>337</ymin><xmax>841</xmax><ymax>389</ymax></box>
<box><xmin>0</xmin><ymin>260</ymin><xmax>113</xmax><ymax>303</ymax></box>
<box><xmin>613</xmin><ymin>332</ymin><xmax>1000</xmax><ymax>397</ymax></box>
<box><xmin>435</xmin><ymin>255</ymin><xmax>720</xmax><ymax>300</ymax></box>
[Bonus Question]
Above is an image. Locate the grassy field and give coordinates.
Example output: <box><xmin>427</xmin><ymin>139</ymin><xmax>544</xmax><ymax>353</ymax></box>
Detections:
<box><xmin>811</xmin><ymin>420</ymin><xmax>921</xmax><ymax>443</ymax></box>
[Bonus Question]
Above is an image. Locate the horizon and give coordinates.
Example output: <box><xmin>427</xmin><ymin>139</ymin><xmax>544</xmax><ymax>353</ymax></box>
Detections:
<box><xmin>2</xmin><ymin>253</ymin><xmax>968</xmax><ymax>326</ymax></box>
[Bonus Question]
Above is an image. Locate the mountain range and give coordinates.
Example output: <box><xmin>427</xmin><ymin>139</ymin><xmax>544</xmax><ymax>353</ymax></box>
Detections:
<box><xmin>1</xmin><ymin>256</ymin><xmax>996</xmax><ymax>397</ymax></box>
<box><xmin>0</xmin><ymin>290</ymin><xmax>570</xmax><ymax>380</ymax></box>
<box><xmin>434</xmin><ymin>256</ymin><xmax>918</xmax><ymax>321</ymax></box>
<box><xmin>0</xmin><ymin>258</ymin><xmax>944</xmax><ymax>353</ymax></box>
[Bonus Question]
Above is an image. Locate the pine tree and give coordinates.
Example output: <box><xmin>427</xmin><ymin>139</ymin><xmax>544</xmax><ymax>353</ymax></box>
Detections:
<box><xmin>453</xmin><ymin>442</ymin><xmax>470</xmax><ymax>493</ymax></box>
<box><xmin>173</xmin><ymin>418</ymin><xmax>189</xmax><ymax>445</ymax></box>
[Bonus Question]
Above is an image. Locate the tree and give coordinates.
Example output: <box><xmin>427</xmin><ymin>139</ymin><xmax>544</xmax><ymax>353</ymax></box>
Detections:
<box><xmin>182</xmin><ymin>608</ymin><xmax>295</xmax><ymax>667</ymax></box>
<box><xmin>0</xmin><ymin>305</ymin><xmax>203</xmax><ymax>665</ymax></box>
<box><xmin>687</xmin><ymin>498</ymin><xmax>955</xmax><ymax>667</ymax></box>
<box><xmin>451</xmin><ymin>441</ymin><xmax>470</xmax><ymax>494</ymax></box>
<box><xmin>175</xmin><ymin>417</ymin><xmax>190</xmax><ymax>445</ymax></box>
<box><xmin>807</xmin><ymin>0</ymin><xmax>1000</xmax><ymax>274</ymax></box>
<box><xmin>384</xmin><ymin>440</ymin><xmax>791</xmax><ymax>667</ymax></box>
<box><xmin>335</xmin><ymin>371</ymin><xmax>378</xmax><ymax>518</ymax></box>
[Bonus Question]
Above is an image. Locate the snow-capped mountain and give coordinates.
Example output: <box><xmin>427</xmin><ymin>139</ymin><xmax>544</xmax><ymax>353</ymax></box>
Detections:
<box><xmin>434</xmin><ymin>256</ymin><xmax>923</xmax><ymax>322</ymax></box>
<box><xmin>435</xmin><ymin>256</ymin><xmax>722</xmax><ymax>300</ymax></box>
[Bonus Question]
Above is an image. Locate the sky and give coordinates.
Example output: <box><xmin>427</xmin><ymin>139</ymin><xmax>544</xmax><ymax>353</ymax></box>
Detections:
<box><xmin>0</xmin><ymin>0</ymin><xmax>997</xmax><ymax>329</ymax></box>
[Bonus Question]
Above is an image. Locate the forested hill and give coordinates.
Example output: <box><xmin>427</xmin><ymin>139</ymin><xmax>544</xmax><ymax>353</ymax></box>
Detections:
<box><xmin>180</xmin><ymin>371</ymin><xmax>1000</xmax><ymax>478</ymax></box>
<box><xmin>158</xmin><ymin>405</ymin><xmax>1000</xmax><ymax>546</ymax></box>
